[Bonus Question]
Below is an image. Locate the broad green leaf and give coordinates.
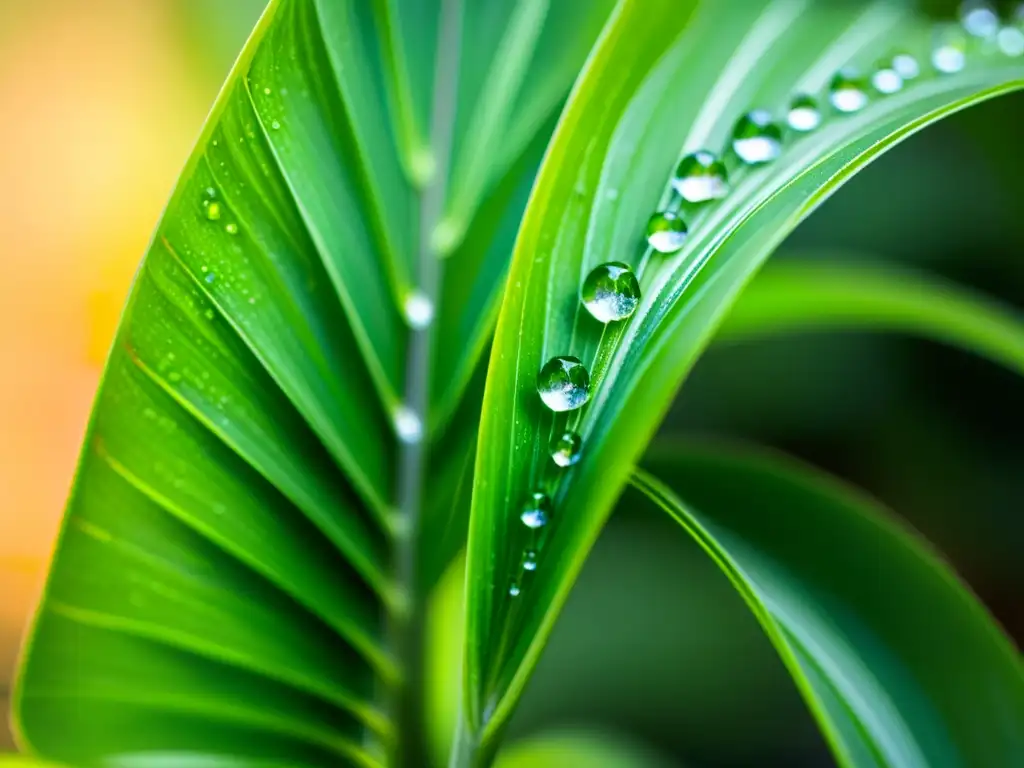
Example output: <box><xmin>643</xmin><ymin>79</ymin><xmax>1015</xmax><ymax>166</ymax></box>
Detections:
<box><xmin>719</xmin><ymin>259</ymin><xmax>1024</xmax><ymax>374</ymax></box>
<box><xmin>13</xmin><ymin>1</ymin><xmax>613</xmax><ymax>765</ymax></box>
<box><xmin>634</xmin><ymin>442</ymin><xmax>1024</xmax><ymax>767</ymax></box>
<box><xmin>0</xmin><ymin>760</ymin><xmax>66</xmax><ymax>768</ymax></box>
<box><xmin>464</xmin><ymin>0</ymin><xmax>1024</xmax><ymax>755</ymax></box>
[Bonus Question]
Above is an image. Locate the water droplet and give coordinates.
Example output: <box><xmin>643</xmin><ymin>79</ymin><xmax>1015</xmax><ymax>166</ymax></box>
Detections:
<box><xmin>393</xmin><ymin>406</ymin><xmax>423</xmax><ymax>444</ymax></box>
<box><xmin>205</xmin><ymin>273</ymin><xmax>216</xmax><ymax>284</ymax></box>
<box><xmin>520</xmin><ymin>491</ymin><xmax>551</xmax><ymax>529</ymax></box>
<box><xmin>263</xmin><ymin>86</ymin><xmax>272</xmax><ymax>95</ymax></box>
<box><xmin>732</xmin><ymin>110</ymin><xmax>783</xmax><ymax>165</ymax></box>
<box><xmin>551</xmin><ymin>431</ymin><xmax>582</xmax><ymax>468</ymax></box>
<box><xmin>870</xmin><ymin>62</ymin><xmax>903</xmax><ymax>95</ymax></box>
<box><xmin>523</xmin><ymin>550</ymin><xmax>538</xmax><ymax>571</ymax></box>
<box><xmin>403</xmin><ymin>290</ymin><xmax>435</xmax><ymax>330</ymax></box>
<box><xmin>509</xmin><ymin>583</ymin><xmax>521</xmax><ymax>597</ymax></box>
<box><xmin>646</xmin><ymin>211</ymin><xmax>688</xmax><ymax>254</ymax></box>
<box><xmin>204</xmin><ymin>309</ymin><xmax>215</xmax><ymax>320</ymax></box>
<box><xmin>224</xmin><ymin>222</ymin><xmax>239</xmax><ymax>235</ymax></box>
<box><xmin>206</xmin><ymin>201</ymin><xmax>222</xmax><ymax>221</ymax></box>
<box><xmin>537</xmin><ymin>356</ymin><xmax>590</xmax><ymax>412</ymax></box>
<box><xmin>786</xmin><ymin>94</ymin><xmax>821</xmax><ymax>132</ymax></box>
<box><xmin>829</xmin><ymin>70</ymin><xmax>869</xmax><ymax>113</ymax></box>
<box><xmin>671</xmin><ymin>151</ymin><xmax>729</xmax><ymax>203</ymax></box>
<box><xmin>581</xmin><ymin>262</ymin><xmax>641</xmax><ymax>323</ymax></box>
<box><xmin>892</xmin><ymin>53</ymin><xmax>920</xmax><ymax>80</ymax></box>
<box><xmin>271</xmin><ymin>120</ymin><xmax>281</xmax><ymax>130</ymax></box>
<box><xmin>933</xmin><ymin>27</ymin><xmax>967</xmax><ymax>73</ymax></box>
<box><xmin>997</xmin><ymin>26</ymin><xmax>1024</xmax><ymax>56</ymax></box>
<box><xmin>961</xmin><ymin>1</ymin><xmax>999</xmax><ymax>38</ymax></box>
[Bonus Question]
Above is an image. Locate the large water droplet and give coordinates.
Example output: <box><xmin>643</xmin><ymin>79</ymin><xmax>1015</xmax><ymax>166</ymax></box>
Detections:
<box><xmin>403</xmin><ymin>290</ymin><xmax>435</xmax><ymax>330</ymax></box>
<box><xmin>521</xmin><ymin>491</ymin><xmax>551</xmax><ymax>529</ymax></box>
<box><xmin>206</xmin><ymin>201</ymin><xmax>222</xmax><ymax>221</ymax></box>
<box><xmin>961</xmin><ymin>1</ymin><xmax>999</xmax><ymax>38</ymax></box>
<box><xmin>732</xmin><ymin>110</ymin><xmax>783</xmax><ymax>165</ymax></box>
<box><xmin>523</xmin><ymin>550</ymin><xmax>538</xmax><ymax>571</ymax></box>
<box><xmin>551</xmin><ymin>431</ymin><xmax>582</xmax><ymax>468</ymax></box>
<box><xmin>786</xmin><ymin>94</ymin><xmax>821</xmax><ymax>133</ymax></box>
<box><xmin>933</xmin><ymin>27</ymin><xmax>967</xmax><ymax>73</ymax></box>
<box><xmin>646</xmin><ymin>211</ymin><xmax>688</xmax><ymax>254</ymax></box>
<box><xmin>892</xmin><ymin>53</ymin><xmax>921</xmax><ymax>80</ymax></box>
<box><xmin>870</xmin><ymin>61</ymin><xmax>903</xmax><ymax>95</ymax></box>
<box><xmin>829</xmin><ymin>70</ymin><xmax>869</xmax><ymax>113</ymax></box>
<box><xmin>537</xmin><ymin>356</ymin><xmax>591</xmax><ymax>412</ymax></box>
<box><xmin>581</xmin><ymin>262</ymin><xmax>641</xmax><ymax>323</ymax></box>
<box><xmin>997</xmin><ymin>26</ymin><xmax>1024</xmax><ymax>56</ymax></box>
<box><xmin>671</xmin><ymin>151</ymin><xmax>729</xmax><ymax>203</ymax></box>
<box><xmin>393</xmin><ymin>406</ymin><xmax>423</xmax><ymax>444</ymax></box>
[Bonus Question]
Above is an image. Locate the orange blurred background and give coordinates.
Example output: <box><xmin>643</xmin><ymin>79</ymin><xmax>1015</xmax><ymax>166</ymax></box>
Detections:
<box><xmin>0</xmin><ymin>0</ymin><xmax>264</xmax><ymax>749</ymax></box>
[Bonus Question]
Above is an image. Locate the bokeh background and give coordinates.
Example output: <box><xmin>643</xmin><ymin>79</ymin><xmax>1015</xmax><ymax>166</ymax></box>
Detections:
<box><xmin>1</xmin><ymin>0</ymin><xmax>1021</xmax><ymax>764</ymax></box>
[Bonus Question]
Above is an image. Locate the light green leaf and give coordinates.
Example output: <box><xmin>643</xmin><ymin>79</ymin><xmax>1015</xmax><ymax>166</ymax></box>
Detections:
<box><xmin>719</xmin><ymin>259</ymin><xmax>1024</xmax><ymax>374</ymax></box>
<box><xmin>12</xmin><ymin>1</ymin><xmax>612</xmax><ymax>766</ymax></box>
<box><xmin>494</xmin><ymin>732</ymin><xmax>671</xmax><ymax>768</ymax></box>
<box><xmin>634</xmin><ymin>442</ymin><xmax>1024</xmax><ymax>767</ymax></box>
<box><xmin>464</xmin><ymin>0</ymin><xmax>1024</xmax><ymax>755</ymax></box>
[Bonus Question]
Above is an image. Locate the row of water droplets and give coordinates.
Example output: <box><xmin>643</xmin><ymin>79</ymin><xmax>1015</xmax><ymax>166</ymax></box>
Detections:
<box><xmin>508</xmin><ymin>0</ymin><xmax>1024</xmax><ymax>600</ymax></box>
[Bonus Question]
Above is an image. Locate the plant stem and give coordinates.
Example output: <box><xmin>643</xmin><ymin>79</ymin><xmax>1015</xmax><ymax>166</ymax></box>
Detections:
<box><xmin>392</xmin><ymin>0</ymin><xmax>463</xmax><ymax>765</ymax></box>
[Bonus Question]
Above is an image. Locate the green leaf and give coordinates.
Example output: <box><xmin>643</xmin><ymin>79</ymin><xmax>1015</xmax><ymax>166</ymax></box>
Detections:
<box><xmin>0</xmin><ymin>759</ymin><xmax>67</xmax><ymax>768</ymax></box>
<box><xmin>464</xmin><ymin>0</ymin><xmax>1024</xmax><ymax>754</ymax></box>
<box><xmin>494</xmin><ymin>732</ymin><xmax>671</xmax><ymax>768</ymax></box>
<box><xmin>634</xmin><ymin>442</ymin><xmax>1024</xmax><ymax>767</ymax></box>
<box><xmin>13</xmin><ymin>0</ymin><xmax>612</xmax><ymax>765</ymax></box>
<box><xmin>719</xmin><ymin>259</ymin><xmax>1024</xmax><ymax>375</ymax></box>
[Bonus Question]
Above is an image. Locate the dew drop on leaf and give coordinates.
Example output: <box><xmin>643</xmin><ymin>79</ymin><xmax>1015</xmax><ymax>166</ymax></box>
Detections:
<box><xmin>550</xmin><ymin>430</ymin><xmax>582</xmax><ymax>468</ymax></box>
<box><xmin>671</xmin><ymin>151</ymin><xmax>729</xmax><ymax>203</ymax></box>
<box><xmin>509</xmin><ymin>583</ymin><xmax>521</xmax><ymax>597</ymax></box>
<box><xmin>393</xmin><ymin>405</ymin><xmax>423</xmax><ymax>444</ymax></box>
<box><xmin>205</xmin><ymin>201</ymin><xmax>222</xmax><ymax>222</ymax></box>
<box><xmin>403</xmin><ymin>290</ymin><xmax>435</xmax><ymax>330</ymax></box>
<box><xmin>520</xmin><ymin>491</ymin><xmax>551</xmax><ymax>529</ymax></box>
<box><xmin>224</xmin><ymin>222</ymin><xmax>239</xmax><ymax>235</ymax></box>
<box><xmin>645</xmin><ymin>211</ymin><xmax>688</xmax><ymax>254</ymax></box>
<box><xmin>871</xmin><ymin>62</ymin><xmax>903</xmax><ymax>95</ymax></box>
<box><xmin>731</xmin><ymin>110</ymin><xmax>783</xmax><ymax>165</ymax></box>
<box><xmin>829</xmin><ymin>70</ymin><xmax>870</xmax><ymax>113</ymax></box>
<box><xmin>892</xmin><ymin>53</ymin><xmax>921</xmax><ymax>80</ymax></box>
<box><xmin>523</xmin><ymin>550</ymin><xmax>538</xmax><ymax>572</ymax></box>
<box><xmin>960</xmin><ymin>0</ymin><xmax>999</xmax><ymax>38</ymax></box>
<box><xmin>933</xmin><ymin>27</ymin><xmax>968</xmax><ymax>73</ymax></box>
<box><xmin>537</xmin><ymin>356</ymin><xmax>591</xmax><ymax>412</ymax></box>
<box><xmin>997</xmin><ymin>26</ymin><xmax>1024</xmax><ymax>56</ymax></box>
<box><xmin>786</xmin><ymin>94</ymin><xmax>822</xmax><ymax>132</ymax></box>
<box><xmin>581</xmin><ymin>262</ymin><xmax>641</xmax><ymax>323</ymax></box>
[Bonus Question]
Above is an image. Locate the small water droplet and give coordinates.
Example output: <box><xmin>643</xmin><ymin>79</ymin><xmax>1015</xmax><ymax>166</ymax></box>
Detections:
<box><xmin>204</xmin><ymin>309</ymin><xmax>215</xmax><ymax>320</ymax></box>
<box><xmin>224</xmin><ymin>222</ymin><xmax>238</xmax><ymax>235</ymax></box>
<box><xmin>248</xmin><ymin>296</ymin><xmax>256</xmax><ymax>305</ymax></box>
<box><xmin>509</xmin><ymin>583</ymin><xmax>521</xmax><ymax>597</ymax></box>
<box><xmin>393</xmin><ymin>406</ymin><xmax>423</xmax><ymax>444</ymax></box>
<box><xmin>671</xmin><ymin>151</ymin><xmax>729</xmax><ymax>203</ymax></box>
<box><xmin>829</xmin><ymin>70</ymin><xmax>869</xmax><ymax>113</ymax></box>
<box><xmin>786</xmin><ymin>94</ymin><xmax>821</xmax><ymax>132</ymax></box>
<box><xmin>523</xmin><ymin>550</ymin><xmax>538</xmax><ymax>571</ymax></box>
<box><xmin>732</xmin><ymin>110</ymin><xmax>783</xmax><ymax>165</ymax></box>
<box><xmin>537</xmin><ymin>356</ymin><xmax>590</xmax><ymax>412</ymax></box>
<box><xmin>933</xmin><ymin>27</ymin><xmax>967</xmax><ymax>73</ymax></box>
<box><xmin>892</xmin><ymin>53</ymin><xmax>920</xmax><ymax>80</ymax></box>
<box><xmin>581</xmin><ymin>262</ymin><xmax>640</xmax><ymax>323</ymax></box>
<box><xmin>403</xmin><ymin>290</ymin><xmax>435</xmax><ymax>330</ymax></box>
<box><xmin>271</xmin><ymin>120</ymin><xmax>281</xmax><ymax>130</ymax></box>
<box><xmin>870</xmin><ymin>62</ymin><xmax>903</xmax><ymax>95</ymax></box>
<box><xmin>206</xmin><ymin>201</ymin><xmax>222</xmax><ymax>221</ymax></box>
<box><xmin>997</xmin><ymin>26</ymin><xmax>1024</xmax><ymax>56</ymax></box>
<box><xmin>551</xmin><ymin>431</ymin><xmax>582</xmax><ymax>468</ymax></box>
<box><xmin>646</xmin><ymin>211</ymin><xmax>688</xmax><ymax>254</ymax></box>
<box><xmin>520</xmin><ymin>491</ymin><xmax>551</xmax><ymax>529</ymax></box>
<box><xmin>263</xmin><ymin>86</ymin><xmax>272</xmax><ymax>95</ymax></box>
<box><xmin>205</xmin><ymin>273</ymin><xmax>216</xmax><ymax>284</ymax></box>
<box><xmin>961</xmin><ymin>1</ymin><xmax>999</xmax><ymax>38</ymax></box>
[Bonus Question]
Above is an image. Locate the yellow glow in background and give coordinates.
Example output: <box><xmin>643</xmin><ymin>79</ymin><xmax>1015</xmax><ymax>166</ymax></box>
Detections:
<box><xmin>0</xmin><ymin>0</ymin><xmax>261</xmax><ymax>747</ymax></box>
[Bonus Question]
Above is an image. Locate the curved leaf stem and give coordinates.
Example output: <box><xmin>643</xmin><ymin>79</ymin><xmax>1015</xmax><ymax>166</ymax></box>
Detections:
<box><xmin>393</xmin><ymin>0</ymin><xmax>463</xmax><ymax>764</ymax></box>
